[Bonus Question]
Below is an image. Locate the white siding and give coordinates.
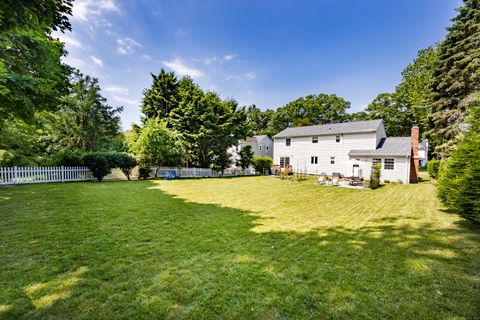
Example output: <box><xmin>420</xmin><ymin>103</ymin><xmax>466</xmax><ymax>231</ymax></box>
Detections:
<box><xmin>274</xmin><ymin>132</ymin><xmax>377</xmax><ymax>175</ymax></box>
<box><xmin>350</xmin><ymin>157</ymin><xmax>410</xmax><ymax>183</ymax></box>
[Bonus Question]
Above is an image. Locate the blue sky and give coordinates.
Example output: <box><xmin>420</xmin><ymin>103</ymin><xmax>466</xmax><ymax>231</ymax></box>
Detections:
<box><xmin>56</xmin><ymin>0</ymin><xmax>461</xmax><ymax>130</ymax></box>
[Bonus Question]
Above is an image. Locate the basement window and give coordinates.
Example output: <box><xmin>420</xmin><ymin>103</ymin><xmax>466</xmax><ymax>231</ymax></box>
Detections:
<box><xmin>384</xmin><ymin>159</ymin><xmax>395</xmax><ymax>170</ymax></box>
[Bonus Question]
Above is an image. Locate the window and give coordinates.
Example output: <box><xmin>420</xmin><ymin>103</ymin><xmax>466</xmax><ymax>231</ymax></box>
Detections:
<box><xmin>373</xmin><ymin>158</ymin><xmax>381</xmax><ymax>165</ymax></box>
<box><xmin>266</xmin><ymin>146</ymin><xmax>269</xmax><ymax>151</ymax></box>
<box><xmin>259</xmin><ymin>146</ymin><xmax>262</xmax><ymax>151</ymax></box>
<box><xmin>330</xmin><ymin>156</ymin><xmax>335</xmax><ymax>165</ymax></box>
<box><xmin>312</xmin><ymin>136</ymin><xmax>318</xmax><ymax>143</ymax></box>
<box><xmin>286</xmin><ymin>138</ymin><xmax>291</xmax><ymax>146</ymax></box>
<box><xmin>384</xmin><ymin>159</ymin><xmax>394</xmax><ymax>170</ymax></box>
<box><xmin>335</xmin><ymin>135</ymin><xmax>341</xmax><ymax>143</ymax></box>
<box><xmin>311</xmin><ymin>156</ymin><xmax>318</xmax><ymax>164</ymax></box>
<box><xmin>280</xmin><ymin>157</ymin><xmax>290</xmax><ymax>168</ymax></box>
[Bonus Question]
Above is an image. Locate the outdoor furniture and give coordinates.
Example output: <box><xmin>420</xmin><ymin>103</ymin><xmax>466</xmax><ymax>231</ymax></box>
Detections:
<box><xmin>331</xmin><ymin>176</ymin><xmax>340</xmax><ymax>186</ymax></box>
<box><xmin>317</xmin><ymin>173</ymin><xmax>328</xmax><ymax>185</ymax></box>
<box><xmin>162</xmin><ymin>170</ymin><xmax>177</xmax><ymax>180</ymax></box>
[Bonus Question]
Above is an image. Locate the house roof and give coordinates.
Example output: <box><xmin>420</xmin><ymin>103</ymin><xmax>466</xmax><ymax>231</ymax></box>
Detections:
<box><xmin>272</xmin><ymin>119</ymin><xmax>383</xmax><ymax>138</ymax></box>
<box><xmin>349</xmin><ymin>137</ymin><xmax>412</xmax><ymax>157</ymax></box>
<box><xmin>240</xmin><ymin>135</ymin><xmax>269</xmax><ymax>145</ymax></box>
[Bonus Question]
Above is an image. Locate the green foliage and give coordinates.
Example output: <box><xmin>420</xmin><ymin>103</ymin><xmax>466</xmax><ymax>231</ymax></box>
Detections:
<box><xmin>369</xmin><ymin>163</ymin><xmax>381</xmax><ymax>189</ymax></box>
<box><xmin>437</xmin><ymin>107</ymin><xmax>480</xmax><ymax>223</ymax></box>
<box><xmin>140</xmin><ymin>72</ymin><xmax>251</xmax><ymax>167</ymax></box>
<box><xmin>427</xmin><ymin>159</ymin><xmax>441</xmax><ymax>179</ymax></box>
<box><xmin>211</xmin><ymin>149</ymin><xmax>232</xmax><ymax>175</ymax></box>
<box><xmin>245</xmin><ymin>105</ymin><xmax>275</xmax><ymax>135</ymax></box>
<box><xmin>0</xmin><ymin>0</ymin><xmax>73</xmax><ymax>123</ymax></box>
<box><xmin>238</xmin><ymin>145</ymin><xmax>254</xmax><ymax>170</ymax></box>
<box><xmin>131</xmin><ymin>118</ymin><xmax>188</xmax><ymax>168</ymax></box>
<box><xmin>428</xmin><ymin>0</ymin><xmax>480</xmax><ymax>157</ymax></box>
<box><xmin>41</xmin><ymin>72</ymin><xmax>122</xmax><ymax>152</ymax></box>
<box><xmin>138</xmin><ymin>164</ymin><xmax>151</xmax><ymax>180</ymax></box>
<box><xmin>49</xmin><ymin>150</ymin><xmax>85</xmax><ymax>167</ymax></box>
<box><xmin>0</xmin><ymin>119</ymin><xmax>43</xmax><ymax>166</ymax></box>
<box><xmin>109</xmin><ymin>153</ymin><xmax>137</xmax><ymax>180</ymax></box>
<box><xmin>83</xmin><ymin>152</ymin><xmax>111</xmax><ymax>182</ymax></box>
<box><xmin>253</xmin><ymin>156</ymin><xmax>273</xmax><ymax>175</ymax></box>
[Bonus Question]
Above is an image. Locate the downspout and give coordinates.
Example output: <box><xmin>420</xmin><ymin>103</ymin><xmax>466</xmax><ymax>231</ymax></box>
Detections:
<box><xmin>406</xmin><ymin>155</ymin><xmax>410</xmax><ymax>184</ymax></box>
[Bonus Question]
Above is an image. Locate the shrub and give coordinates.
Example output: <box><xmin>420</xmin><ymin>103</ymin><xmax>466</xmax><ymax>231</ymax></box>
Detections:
<box><xmin>49</xmin><ymin>150</ymin><xmax>85</xmax><ymax>167</ymax></box>
<box><xmin>253</xmin><ymin>156</ymin><xmax>273</xmax><ymax>175</ymax></box>
<box><xmin>428</xmin><ymin>159</ymin><xmax>441</xmax><ymax>179</ymax></box>
<box><xmin>138</xmin><ymin>164</ymin><xmax>151</xmax><ymax>180</ymax></box>
<box><xmin>83</xmin><ymin>152</ymin><xmax>111</xmax><ymax>182</ymax></box>
<box><xmin>437</xmin><ymin>131</ymin><xmax>480</xmax><ymax>224</ymax></box>
<box><xmin>369</xmin><ymin>163</ymin><xmax>381</xmax><ymax>189</ymax></box>
<box><xmin>105</xmin><ymin>152</ymin><xmax>137</xmax><ymax>180</ymax></box>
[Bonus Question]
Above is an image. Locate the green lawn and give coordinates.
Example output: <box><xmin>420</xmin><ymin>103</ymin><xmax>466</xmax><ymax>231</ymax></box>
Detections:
<box><xmin>0</xmin><ymin>175</ymin><xmax>479</xmax><ymax>319</ymax></box>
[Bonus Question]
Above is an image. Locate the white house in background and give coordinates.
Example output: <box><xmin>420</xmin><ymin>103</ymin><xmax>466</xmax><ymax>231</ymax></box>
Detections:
<box><xmin>228</xmin><ymin>135</ymin><xmax>273</xmax><ymax>169</ymax></box>
<box><xmin>272</xmin><ymin>119</ymin><xmax>421</xmax><ymax>184</ymax></box>
<box><xmin>418</xmin><ymin>140</ymin><xmax>429</xmax><ymax>167</ymax></box>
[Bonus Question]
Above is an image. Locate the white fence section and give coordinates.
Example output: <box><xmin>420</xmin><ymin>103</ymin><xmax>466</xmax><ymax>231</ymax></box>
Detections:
<box><xmin>0</xmin><ymin>166</ymin><xmax>93</xmax><ymax>185</ymax></box>
<box><xmin>156</xmin><ymin>167</ymin><xmax>218</xmax><ymax>178</ymax></box>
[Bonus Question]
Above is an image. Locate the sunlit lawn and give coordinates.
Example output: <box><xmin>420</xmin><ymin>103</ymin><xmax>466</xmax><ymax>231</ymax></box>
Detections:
<box><xmin>0</xmin><ymin>174</ymin><xmax>479</xmax><ymax>319</ymax></box>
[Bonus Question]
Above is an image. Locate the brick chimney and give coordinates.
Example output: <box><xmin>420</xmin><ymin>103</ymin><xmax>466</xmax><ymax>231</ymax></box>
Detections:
<box><xmin>410</xmin><ymin>125</ymin><xmax>419</xmax><ymax>183</ymax></box>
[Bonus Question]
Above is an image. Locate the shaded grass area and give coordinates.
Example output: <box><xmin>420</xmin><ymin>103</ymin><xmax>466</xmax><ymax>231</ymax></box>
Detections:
<box><xmin>0</xmin><ymin>175</ymin><xmax>479</xmax><ymax>319</ymax></box>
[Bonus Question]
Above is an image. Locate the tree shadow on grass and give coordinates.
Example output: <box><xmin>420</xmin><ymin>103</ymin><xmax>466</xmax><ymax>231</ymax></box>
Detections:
<box><xmin>0</xmin><ymin>181</ymin><xmax>479</xmax><ymax>319</ymax></box>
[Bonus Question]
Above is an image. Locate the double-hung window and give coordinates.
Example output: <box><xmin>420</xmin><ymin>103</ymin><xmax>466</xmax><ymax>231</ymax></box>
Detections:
<box><xmin>312</xmin><ymin>136</ymin><xmax>318</xmax><ymax>143</ymax></box>
<box><xmin>384</xmin><ymin>159</ymin><xmax>394</xmax><ymax>170</ymax></box>
<box><xmin>311</xmin><ymin>156</ymin><xmax>318</xmax><ymax>164</ymax></box>
<box><xmin>280</xmin><ymin>157</ymin><xmax>290</xmax><ymax>168</ymax></box>
<box><xmin>330</xmin><ymin>156</ymin><xmax>335</xmax><ymax>165</ymax></box>
<box><xmin>373</xmin><ymin>158</ymin><xmax>381</xmax><ymax>165</ymax></box>
<box><xmin>335</xmin><ymin>135</ymin><xmax>341</xmax><ymax>143</ymax></box>
<box><xmin>286</xmin><ymin>138</ymin><xmax>291</xmax><ymax>146</ymax></box>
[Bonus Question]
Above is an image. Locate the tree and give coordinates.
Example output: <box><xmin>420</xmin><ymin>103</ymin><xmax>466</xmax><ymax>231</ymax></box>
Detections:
<box><xmin>245</xmin><ymin>105</ymin><xmax>275</xmax><ymax>135</ymax></box>
<box><xmin>107</xmin><ymin>152</ymin><xmax>137</xmax><ymax>180</ymax></box>
<box><xmin>253</xmin><ymin>156</ymin><xmax>273</xmax><ymax>175</ymax></box>
<box><xmin>141</xmin><ymin>69</ymin><xmax>179</xmax><ymax>121</ymax></box>
<box><xmin>368</xmin><ymin>163</ymin><xmax>381</xmax><ymax>189</ymax></box>
<box><xmin>83</xmin><ymin>152</ymin><xmax>111</xmax><ymax>182</ymax></box>
<box><xmin>140</xmin><ymin>74</ymin><xmax>251</xmax><ymax>168</ymax></box>
<box><xmin>437</xmin><ymin>106</ymin><xmax>480</xmax><ymax>223</ymax></box>
<box><xmin>0</xmin><ymin>0</ymin><xmax>73</xmax><ymax>123</ymax></box>
<box><xmin>266</xmin><ymin>93</ymin><xmax>351</xmax><ymax>136</ymax></box>
<box><xmin>428</xmin><ymin>0</ymin><xmax>480</xmax><ymax>157</ymax></box>
<box><xmin>131</xmin><ymin>118</ymin><xmax>188</xmax><ymax>173</ymax></box>
<box><xmin>42</xmin><ymin>72</ymin><xmax>123</xmax><ymax>152</ymax></box>
<box><xmin>238</xmin><ymin>145</ymin><xmax>254</xmax><ymax>171</ymax></box>
<box><xmin>211</xmin><ymin>149</ymin><xmax>232</xmax><ymax>176</ymax></box>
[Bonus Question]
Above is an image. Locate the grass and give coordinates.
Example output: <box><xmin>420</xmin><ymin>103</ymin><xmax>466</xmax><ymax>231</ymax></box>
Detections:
<box><xmin>0</xmin><ymin>174</ymin><xmax>479</xmax><ymax>319</ymax></box>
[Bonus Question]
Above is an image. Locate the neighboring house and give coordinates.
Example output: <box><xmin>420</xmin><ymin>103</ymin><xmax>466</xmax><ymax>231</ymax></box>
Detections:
<box><xmin>229</xmin><ymin>135</ymin><xmax>273</xmax><ymax>169</ymax></box>
<box><xmin>418</xmin><ymin>140</ymin><xmax>429</xmax><ymax>167</ymax></box>
<box><xmin>272</xmin><ymin>119</ymin><xmax>420</xmax><ymax>184</ymax></box>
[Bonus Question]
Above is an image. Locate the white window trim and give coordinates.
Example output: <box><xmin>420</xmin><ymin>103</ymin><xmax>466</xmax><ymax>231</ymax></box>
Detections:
<box><xmin>384</xmin><ymin>158</ymin><xmax>395</xmax><ymax>170</ymax></box>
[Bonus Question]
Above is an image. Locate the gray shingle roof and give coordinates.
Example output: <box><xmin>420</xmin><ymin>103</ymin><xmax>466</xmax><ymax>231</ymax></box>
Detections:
<box><xmin>240</xmin><ymin>135</ymin><xmax>269</xmax><ymax>145</ymax></box>
<box><xmin>272</xmin><ymin>119</ymin><xmax>383</xmax><ymax>138</ymax></box>
<box><xmin>349</xmin><ymin>137</ymin><xmax>412</xmax><ymax>157</ymax></box>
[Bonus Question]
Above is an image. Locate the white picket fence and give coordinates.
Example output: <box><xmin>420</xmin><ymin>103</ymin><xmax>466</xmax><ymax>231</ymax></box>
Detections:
<box><xmin>156</xmin><ymin>167</ymin><xmax>218</xmax><ymax>178</ymax></box>
<box><xmin>0</xmin><ymin>166</ymin><xmax>93</xmax><ymax>185</ymax></box>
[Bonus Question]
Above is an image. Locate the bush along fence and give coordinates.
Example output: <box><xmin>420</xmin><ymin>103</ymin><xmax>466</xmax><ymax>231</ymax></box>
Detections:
<box><xmin>0</xmin><ymin>166</ymin><xmax>93</xmax><ymax>185</ymax></box>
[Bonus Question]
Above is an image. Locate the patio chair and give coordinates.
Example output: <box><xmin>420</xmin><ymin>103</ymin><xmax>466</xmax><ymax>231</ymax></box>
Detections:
<box><xmin>162</xmin><ymin>170</ymin><xmax>172</xmax><ymax>180</ymax></box>
<box><xmin>317</xmin><ymin>173</ymin><xmax>327</xmax><ymax>185</ymax></box>
<box><xmin>331</xmin><ymin>176</ymin><xmax>340</xmax><ymax>186</ymax></box>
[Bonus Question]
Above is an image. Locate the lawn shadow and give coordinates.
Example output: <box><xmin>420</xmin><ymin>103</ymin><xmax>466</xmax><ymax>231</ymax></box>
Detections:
<box><xmin>0</xmin><ymin>180</ymin><xmax>479</xmax><ymax>319</ymax></box>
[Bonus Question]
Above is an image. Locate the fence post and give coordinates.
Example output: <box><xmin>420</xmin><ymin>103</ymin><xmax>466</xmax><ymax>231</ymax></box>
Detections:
<box><xmin>13</xmin><ymin>166</ymin><xmax>18</xmax><ymax>184</ymax></box>
<box><xmin>61</xmin><ymin>165</ymin><xmax>65</xmax><ymax>182</ymax></box>
<box><xmin>193</xmin><ymin>167</ymin><xmax>196</xmax><ymax>177</ymax></box>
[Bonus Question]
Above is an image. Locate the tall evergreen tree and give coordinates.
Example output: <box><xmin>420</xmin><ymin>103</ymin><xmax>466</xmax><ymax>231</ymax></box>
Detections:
<box><xmin>428</xmin><ymin>0</ymin><xmax>480</xmax><ymax>157</ymax></box>
<box><xmin>43</xmin><ymin>72</ymin><xmax>123</xmax><ymax>152</ymax></box>
<box><xmin>141</xmin><ymin>69</ymin><xmax>179</xmax><ymax>121</ymax></box>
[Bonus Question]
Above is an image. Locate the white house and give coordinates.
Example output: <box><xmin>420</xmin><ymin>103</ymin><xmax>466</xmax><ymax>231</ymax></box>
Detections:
<box><xmin>272</xmin><ymin>119</ymin><xmax>420</xmax><ymax>184</ymax></box>
<box><xmin>229</xmin><ymin>135</ymin><xmax>273</xmax><ymax>169</ymax></box>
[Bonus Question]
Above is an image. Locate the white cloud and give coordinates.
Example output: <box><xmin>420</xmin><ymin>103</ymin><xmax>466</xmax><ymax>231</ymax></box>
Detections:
<box><xmin>204</xmin><ymin>57</ymin><xmax>217</xmax><ymax>65</ymax></box>
<box><xmin>163</xmin><ymin>58</ymin><xmax>204</xmax><ymax>78</ymax></box>
<box><xmin>142</xmin><ymin>54</ymin><xmax>152</xmax><ymax>60</ymax></box>
<box><xmin>111</xmin><ymin>95</ymin><xmax>138</xmax><ymax>105</ymax></box>
<box><xmin>73</xmin><ymin>0</ymin><xmax>120</xmax><ymax>21</ymax></box>
<box><xmin>222</xmin><ymin>54</ymin><xmax>236</xmax><ymax>62</ymax></box>
<box><xmin>63</xmin><ymin>56</ymin><xmax>86</xmax><ymax>68</ymax></box>
<box><xmin>117</xmin><ymin>37</ymin><xmax>141</xmax><ymax>55</ymax></box>
<box><xmin>91</xmin><ymin>56</ymin><xmax>103</xmax><ymax>66</ymax></box>
<box><xmin>55</xmin><ymin>33</ymin><xmax>82</xmax><ymax>48</ymax></box>
<box><xmin>104</xmin><ymin>86</ymin><xmax>129</xmax><ymax>94</ymax></box>
<box><xmin>245</xmin><ymin>72</ymin><xmax>256</xmax><ymax>80</ymax></box>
